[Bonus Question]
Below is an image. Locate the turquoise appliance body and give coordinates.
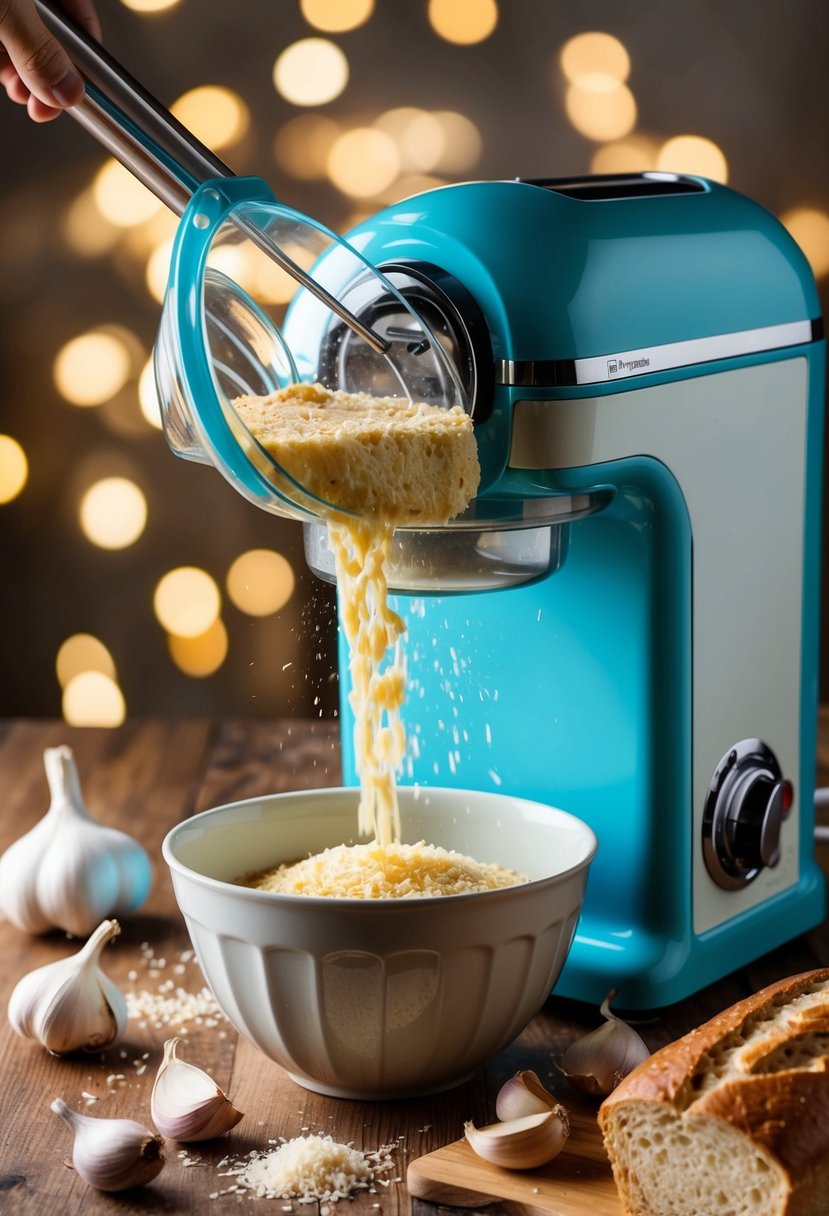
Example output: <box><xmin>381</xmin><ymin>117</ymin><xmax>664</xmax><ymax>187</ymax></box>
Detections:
<box><xmin>329</xmin><ymin>174</ymin><xmax>826</xmax><ymax>1009</ymax></box>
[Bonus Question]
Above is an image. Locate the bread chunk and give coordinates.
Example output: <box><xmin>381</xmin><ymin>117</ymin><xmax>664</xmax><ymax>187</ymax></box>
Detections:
<box><xmin>234</xmin><ymin>383</ymin><xmax>480</xmax><ymax>524</ymax></box>
<box><xmin>599</xmin><ymin>969</ymin><xmax>829</xmax><ymax>1216</ymax></box>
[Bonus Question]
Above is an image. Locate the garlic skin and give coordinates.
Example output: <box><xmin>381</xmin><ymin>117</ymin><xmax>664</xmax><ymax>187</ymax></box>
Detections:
<box><xmin>465</xmin><ymin>1107</ymin><xmax>570</xmax><ymax>1170</ymax></box>
<box><xmin>151</xmin><ymin>1037</ymin><xmax>243</xmax><ymax>1142</ymax></box>
<box><xmin>0</xmin><ymin>746</ymin><xmax>152</xmax><ymax>937</ymax></box>
<box><xmin>51</xmin><ymin>1098</ymin><xmax>164</xmax><ymax>1191</ymax></box>
<box><xmin>8</xmin><ymin>919</ymin><xmax>127</xmax><ymax>1054</ymax></box>
<box><xmin>560</xmin><ymin>990</ymin><xmax>650</xmax><ymax>1096</ymax></box>
<box><xmin>496</xmin><ymin>1069</ymin><xmax>560</xmax><ymax>1122</ymax></box>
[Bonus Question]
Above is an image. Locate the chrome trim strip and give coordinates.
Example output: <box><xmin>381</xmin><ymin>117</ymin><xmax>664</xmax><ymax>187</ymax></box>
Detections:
<box><xmin>496</xmin><ymin>319</ymin><xmax>820</xmax><ymax>388</ymax></box>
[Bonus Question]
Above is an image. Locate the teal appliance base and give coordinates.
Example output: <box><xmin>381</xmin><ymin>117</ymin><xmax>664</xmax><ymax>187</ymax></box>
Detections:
<box><xmin>555</xmin><ymin>864</ymin><xmax>826</xmax><ymax>1009</ymax></box>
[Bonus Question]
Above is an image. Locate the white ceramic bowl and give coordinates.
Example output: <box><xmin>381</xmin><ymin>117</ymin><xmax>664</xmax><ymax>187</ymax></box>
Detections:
<box><xmin>163</xmin><ymin>786</ymin><xmax>596</xmax><ymax>1100</ymax></box>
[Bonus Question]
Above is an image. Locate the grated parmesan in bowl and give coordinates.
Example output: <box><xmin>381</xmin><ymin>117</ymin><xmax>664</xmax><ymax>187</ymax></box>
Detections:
<box><xmin>239</xmin><ymin>839</ymin><xmax>527</xmax><ymax>899</ymax></box>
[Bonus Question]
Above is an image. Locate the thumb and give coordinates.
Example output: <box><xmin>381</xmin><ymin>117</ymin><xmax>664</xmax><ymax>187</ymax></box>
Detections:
<box><xmin>0</xmin><ymin>0</ymin><xmax>84</xmax><ymax>107</ymax></box>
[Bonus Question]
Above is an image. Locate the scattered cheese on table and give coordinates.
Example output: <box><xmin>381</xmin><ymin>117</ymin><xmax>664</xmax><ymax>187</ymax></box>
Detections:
<box><xmin>222</xmin><ymin>1134</ymin><xmax>395</xmax><ymax>1202</ymax></box>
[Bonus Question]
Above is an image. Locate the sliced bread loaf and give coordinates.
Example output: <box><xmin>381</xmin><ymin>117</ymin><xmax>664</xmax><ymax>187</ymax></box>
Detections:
<box><xmin>599</xmin><ymin>969</ymin><xmax>829</xmax><ymax>1216</ymax></box>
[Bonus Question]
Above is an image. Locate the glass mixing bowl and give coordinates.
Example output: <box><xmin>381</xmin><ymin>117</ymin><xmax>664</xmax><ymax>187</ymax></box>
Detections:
<box><xmin>154</xmin><ymin>179</ymin><xmax>468</xmax><ymax>523</ymax></box>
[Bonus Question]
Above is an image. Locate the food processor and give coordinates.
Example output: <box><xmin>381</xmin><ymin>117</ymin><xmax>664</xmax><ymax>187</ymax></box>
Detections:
<box><xmin>38</xmin><ymin>2</ymin><xmax>826</xmax><ymax>1008</ymax></box>
<box><xmin>168</xmin><ymin>169</ymin><xmax>828</xmax><ymax>1008</ymax></box>
<box><xmin>312</xmin><ymin>173</ymin><xmax>825</xmax><ymax>1008</ymax></box>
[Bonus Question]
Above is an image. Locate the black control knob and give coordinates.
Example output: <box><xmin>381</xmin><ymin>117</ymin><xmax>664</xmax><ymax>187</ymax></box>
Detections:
<box><xmin>725</xmin><ymin>771</ymin><xmax>784</xmax><ymax>870</ymax></box>
<box><xmin>702</xmin><ymin>740</ymin><xmax>793</xmax><ymax>890</ymax></box>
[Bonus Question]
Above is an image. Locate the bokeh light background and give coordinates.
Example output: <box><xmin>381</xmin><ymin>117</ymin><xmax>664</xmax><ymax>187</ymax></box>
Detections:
<box><xmin>0</xmin><ymin>0</ymin><xmax>828</xmax><ymax>724</ymax></box>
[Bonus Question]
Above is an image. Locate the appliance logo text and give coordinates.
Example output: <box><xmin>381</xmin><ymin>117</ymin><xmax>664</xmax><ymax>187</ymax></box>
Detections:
<box><xmin>607</xmin><ymin>355</ymin><xmax>651</xmax><ymax>376</ymax></box>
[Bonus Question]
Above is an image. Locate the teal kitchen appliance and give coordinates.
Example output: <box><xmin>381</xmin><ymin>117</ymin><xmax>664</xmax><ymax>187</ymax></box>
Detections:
<box><xmin>301</xmin><ymin>173</ymin><xmax>826</xmax><ymax>1009</ymax></box>
<box><xmin>37</xmin><ymin>2</ymin><xmax>826</xmax><ymax>1009</ymax></box>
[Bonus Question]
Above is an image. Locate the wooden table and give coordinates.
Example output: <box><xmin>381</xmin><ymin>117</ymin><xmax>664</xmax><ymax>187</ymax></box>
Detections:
<box><xmin>1</xmin><ymin>717</ymin><xmax>829</xmax><ymax>1215</ymax></box>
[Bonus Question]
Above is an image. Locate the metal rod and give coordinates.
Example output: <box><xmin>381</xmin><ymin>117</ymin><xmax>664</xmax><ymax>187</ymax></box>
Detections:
<box><xmin>71</xmin><ymin>86</ymin><xmax>192</xmax><ymax>216</ymax></box>
<box><xmin>34</xmin><ymin>0</ymin><xmax>389</xmax><ymax>354</ymax></box>
<box><xmin>231</xmin><ymin>214</ymin><xmax>391</xmax><ymax>353</ymax></box>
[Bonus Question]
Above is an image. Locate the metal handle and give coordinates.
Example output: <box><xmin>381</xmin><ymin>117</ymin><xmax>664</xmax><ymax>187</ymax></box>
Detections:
<box><xmin>34</xmin><ymin>0</ymin><xmax>389</xmax><ymax>353</ymax></box>
<box><xmin>72</xmin><ymin>85</ymin><xmax>195</xmax><ymax>215</ymax></box>
<box><xmin>35</xmin><ymin>0</ymin><xmax>232</xmax><ymax>187</ymax></box>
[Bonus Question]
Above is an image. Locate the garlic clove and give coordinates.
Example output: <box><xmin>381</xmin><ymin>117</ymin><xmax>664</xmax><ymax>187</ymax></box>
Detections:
<box><xmin>464</xmin><ymin>1107</ymin><xmax>570</xmax><ymax>1170</ymax></box>
<box><xmin>496</xmin><ymin>1069</ymin><xmax>560</xmax><ymax>1122</ymax></box>
<box><xmin>559</xmin><ymin>990</ymin><xmax>650</xmax><ymax>1096</ymax></box>
<box><xmin>52</xmin><ymin>1098</ymin><xmax>164</xmax><ymax>1191</ymax></box>
<box><xmin>151</xmin><ymin>1037</ymin><xmax>243</xmax><ymax>1142</ymax></box>
<box><xmin>0</xmin><ymin>746</ymin><xmax>152</xmax><ymax>938</ymax></box>
<box><xmin>8</xmin><ymin>919</ymin><xmax>126</xmax><ymax>1054</ymax></box>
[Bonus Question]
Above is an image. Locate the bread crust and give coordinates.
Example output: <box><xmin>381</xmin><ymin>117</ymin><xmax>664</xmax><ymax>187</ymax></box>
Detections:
<box><xmin>602</xmin><ymin>968</ymin><xmax>829</xmax><ymax>1109</ymax></box>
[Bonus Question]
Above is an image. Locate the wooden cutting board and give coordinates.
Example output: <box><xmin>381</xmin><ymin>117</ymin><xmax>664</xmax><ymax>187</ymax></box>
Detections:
<box><xmin>407</xmin><ymin>1106</ymin><xmax>622</xmax><ymax>1214</ymax></box>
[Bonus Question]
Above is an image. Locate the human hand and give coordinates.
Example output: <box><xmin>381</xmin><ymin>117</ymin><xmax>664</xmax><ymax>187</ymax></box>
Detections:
<box><xmin>0</xmin><ymin>0</ymin><xmax>101</xmax><ymax>122</ymax></box>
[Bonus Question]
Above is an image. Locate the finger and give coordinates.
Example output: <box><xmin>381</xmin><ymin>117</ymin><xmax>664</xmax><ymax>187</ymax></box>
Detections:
<box><xmin>0</xmin><ymin>53</ymin><xmax>29</xmax><ymax>104</ymax></box>
<box><xmin>0</xmin><ymin>0</ymin><xmax>85</xmax><ymax>109</ymax></box>
<box><xmin>5</xmin><ymin>72</ymin><xmax>31</xmax><ymax>104</ymax></box>
<box><xmin>27</xmin><ymin>90</ymin><xmax>63</xmax><ymax>121</ymax></box>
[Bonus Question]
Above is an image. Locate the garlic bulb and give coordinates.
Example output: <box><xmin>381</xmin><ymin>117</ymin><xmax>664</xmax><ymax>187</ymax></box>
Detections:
<box><xmin>560</xmin><ymin>990</ymin><xmax>650</xmax><ymax>1096</ymax></box>
<box><xmin>8</xmin><ymin>918</ymin><xmax>126</xmax><ymax>1054</ymax></box>
<box><xmin>465</xmin><ymin>1107</ymin><xmax>570</xmax><ymax>1170</ymax></box>
<box><xmin>51</xmin><ymin>1098</ymin><xmax>164</xmax><ymax>1191</ymax></box>
<box><xmin>496</xmin><ymin>1069</ymin><xmax>560</xmax><ymax>1122</ymax></box>
<box><xmin>0</xmin><ymin>745</ymin><xmax>151</xmax><ymax>936</ymax></box>
<box><xmin>151</xmin><ymin>1037</ymin><xmax>243</xmax><ymax>1141</ymax></box>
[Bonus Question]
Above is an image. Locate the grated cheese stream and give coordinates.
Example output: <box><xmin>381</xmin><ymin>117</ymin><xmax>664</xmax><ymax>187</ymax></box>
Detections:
<box><xmin>237</xmin><ymin>384</ymin><xmax>481</xmax><ymax>851</ymax></box>
<box><xmin>326</xmin><ymin>517</ymin><xmax>406</xmax><ymax>845</ymax></box>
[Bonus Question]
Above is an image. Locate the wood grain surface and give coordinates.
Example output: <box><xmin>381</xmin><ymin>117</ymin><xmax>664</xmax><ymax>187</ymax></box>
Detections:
<box><xmin>0</xmin><ymin>718</ymin><xmax>827</xmax><ymax>1216</ymax></box>
<box><xmin>407</xmin><ymin>1105</ymin><xmax>621</xmax><ymax>1214</ymax></box>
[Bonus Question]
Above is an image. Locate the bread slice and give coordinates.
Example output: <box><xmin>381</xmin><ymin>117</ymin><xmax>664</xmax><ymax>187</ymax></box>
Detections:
<box><xmin>233</xmin><ymin>383</ymin><xmax>480</xmax><ymax>524</ymax></box>
<box><xmin>599</xmin><ymin>969</ymin><xmax>829</xmax><ymax>1216</ymax></box>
